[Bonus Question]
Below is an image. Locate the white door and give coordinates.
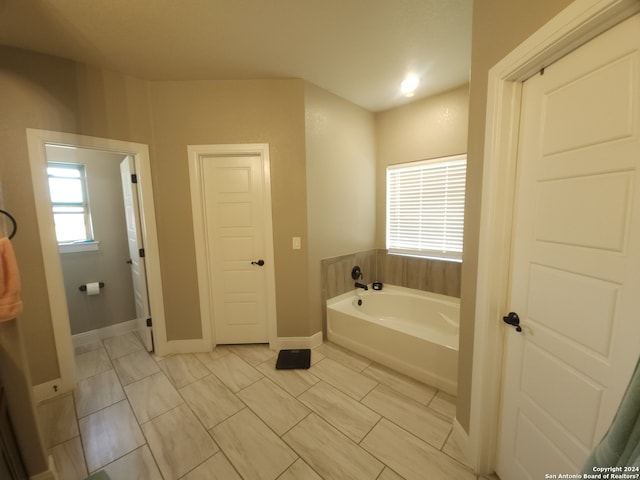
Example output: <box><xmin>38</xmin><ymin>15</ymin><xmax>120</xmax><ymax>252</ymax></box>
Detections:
<box><xmin>497</xmin><ymin>14</ymin><xmax>640</xmax><ymax>479</ymax></box>
<box><xmin>120</xmin><ymin>156</ymin><xmax>153</xmax><ymax>351</ymax></box>
<box><xmin>191</xmin><ymin>146</ymin><xmax>275</xmax><ymax>345</ymax></box>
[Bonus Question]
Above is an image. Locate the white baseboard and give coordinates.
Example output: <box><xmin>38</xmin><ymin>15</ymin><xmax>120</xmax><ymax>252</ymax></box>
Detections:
<box><xmin>73</xmin><ymin>323</ymin><xmax>324</xmax><ymax>357</ymax></box>
<box><xmin>34</xmin><ymin>320</ymin><xmax>138</xmax><ymax>402</ymax></box>
<box><xmin>272</xmin><ymin>331</ymin><xmax>323</xmax><ymax>351</ymax></box>
<box><xmin>452</xmin><ymin>418</ymin><xmax>473</xmax><ymax>471</ymax></box>
<box><xmin>71</xmin><ymin>319</ymin><xmax>137</xmax><ymax>349</ymax></box>
<box><xmin>33</xmin><ymin>376</ymin><xmax>76</xmax><ymax>403</ymax></box>
<box><xmin>30</xmin><ymin>455</ymin><xmax>58</xmax><ymax>480</ymax></box>
<box><xmin>156</xmin><ymin>332</ymin><xmax>324</xmax><ymax>359</ymax></box>
<box><xmin>160</xmin><ymin>338</ymin><xmax>213</xmax><ymax>356</ymax></box>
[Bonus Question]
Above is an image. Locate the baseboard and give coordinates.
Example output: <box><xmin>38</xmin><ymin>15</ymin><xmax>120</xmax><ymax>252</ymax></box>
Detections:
<box><xmin>272</xmin><ymin>331</ymin><xmax>323</xmax><ymax>351</ymax></box>
<box><xmin>160</xmin><ymin>338</ymin><xmax>213</xmax><ymax>356</ymax></box>
<box><xmin>34</xmin><ymin>321</ymin><xmax>138</xmax><ymax>402</ymax></box>
<box><xmin>157</xmin><ymin>333</ymin><xmax>325</xmax><ymax>358</ymax></box>
<box><xmin>33</xmin><ymin>377</ymin><xmax>76</xmax><ymax>403</ymax></box>
<box><xmin>71</xmin><ymin>319</ymin><xmax>137</xmax><ymax>349</ymax></box>
<box><xmin>30</xmin><ymin>455</ymin><xmax>58</xmax><ymax>480</ymax></box>
<box><xmin>452</xmin><ymin>418</ymin><xmax>473</xmax><ymax>471</ymax></box>
<box><xmin>73</xmin><ymin>325</ymin><xmax>325</xmax><ymax>357</ymax></box>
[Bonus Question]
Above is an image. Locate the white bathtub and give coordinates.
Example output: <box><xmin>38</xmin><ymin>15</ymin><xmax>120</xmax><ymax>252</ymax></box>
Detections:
<box><xmin>326</xmin><ymin>284</ymin><xmax>459</xmax><ymax>395</ymax></box>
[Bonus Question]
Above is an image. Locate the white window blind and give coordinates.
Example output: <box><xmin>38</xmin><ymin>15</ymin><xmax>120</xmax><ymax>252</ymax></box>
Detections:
<box><xmin>386</xmin><ymin>154</ymin><xmax>466</xmax><ymax>261</ymax></box>
<box><xmin>47</xmin><ymin>162</ymin><xmax>93</xmax><ymax>243</ymax></box>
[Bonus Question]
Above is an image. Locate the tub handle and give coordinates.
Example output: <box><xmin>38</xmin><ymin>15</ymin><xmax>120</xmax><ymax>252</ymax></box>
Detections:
<box><xmin>351</xmin><ymin>266</ymin><xmax>363</xmax><ymax>280</ymax></box>
<box><xmin>503</xmin><ymin>312</ymin><xmax>522</xmax><ymax>332</ymax></box>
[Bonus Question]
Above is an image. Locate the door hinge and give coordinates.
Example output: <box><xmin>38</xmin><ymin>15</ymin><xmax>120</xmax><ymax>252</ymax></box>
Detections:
<box><xmin>139</xmin><ymin>248</ymin><xmax>145</xmax><ymax>257</ymax></box>
<box><xmin>146</xmin><ymin>317</ymin><xmax>152</xmax><ymax>327</ymax></box>
<box><xmin>131</xmin><ymin>174</ymin><xmax>138</xmax><ymax>183</ymax></box>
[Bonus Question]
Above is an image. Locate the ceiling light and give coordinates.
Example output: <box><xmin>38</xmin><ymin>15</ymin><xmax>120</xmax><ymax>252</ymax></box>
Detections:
<box><xmin>400</xmin><ymin>75</ymin><xmax>420</xmax><ymax>96</ymax></box>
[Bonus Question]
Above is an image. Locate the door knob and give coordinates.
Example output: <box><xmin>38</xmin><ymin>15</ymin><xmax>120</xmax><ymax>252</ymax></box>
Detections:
<box><xmin>251</xmin><ymin>259</ymin><xmax>265</xmax><ymax>266</ymax></box>
<box><xmin>503</xmin><ymin>312</ymin><xmax>522</xmax><ymax>332</ymax></box>
<box><xmin>126</xmin><ymin>259</ymin><xmax>133</xmax><ymax>264</ymax></box>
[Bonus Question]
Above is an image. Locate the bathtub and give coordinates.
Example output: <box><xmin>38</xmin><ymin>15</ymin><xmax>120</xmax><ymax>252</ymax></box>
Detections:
<box><xmin>326</xmin><ymin>284</ymin><xmax>459</xmax><ymax>395</ymax></box>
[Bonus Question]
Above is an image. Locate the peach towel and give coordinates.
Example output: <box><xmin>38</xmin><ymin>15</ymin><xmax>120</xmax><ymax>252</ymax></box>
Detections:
<box><xmin>0</xmin><ymin>237</ymin><xmax>22</xmax><ymax>322</ymax></box>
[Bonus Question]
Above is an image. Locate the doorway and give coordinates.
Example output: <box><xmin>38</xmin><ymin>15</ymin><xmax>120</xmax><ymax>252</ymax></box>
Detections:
<box><xmin>26</xmin><ymin>129</ymin><xmax>166</xmax><ymax>402</ymax></box>
<box><xmin>467</xmin><ymin>0</ymin><xmax>640</xmax><ymax>474</ymax></box>
<box><xmin>45</xmin><ymin>145</ymin><xmax>153</xmax><ymax>351</ymax></box>
<box><xmin>496</xmin><ymin>12</ymin><xmax>640</xmax><ymax>478</ymax></box>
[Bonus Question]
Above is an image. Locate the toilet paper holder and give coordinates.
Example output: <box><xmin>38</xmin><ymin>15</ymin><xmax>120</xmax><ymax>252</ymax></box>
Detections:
<box><xmin>79</xmin><ymin>282</ymin><xmax>105</xmax><ymax>292</ymax></box>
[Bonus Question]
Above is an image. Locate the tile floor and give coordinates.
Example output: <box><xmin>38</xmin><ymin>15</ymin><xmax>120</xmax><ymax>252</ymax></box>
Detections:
<box><xmin>37</xmin><ymin>331</ymin><xmax>496</xmax><ymax>480</ymax></box>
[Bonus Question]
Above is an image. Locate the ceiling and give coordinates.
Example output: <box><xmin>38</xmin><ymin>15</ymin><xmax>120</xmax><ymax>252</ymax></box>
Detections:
<box><xmin>0</xmin><ymin>0</ymin><xmax>472</xmax><ymax>112</ymax></box>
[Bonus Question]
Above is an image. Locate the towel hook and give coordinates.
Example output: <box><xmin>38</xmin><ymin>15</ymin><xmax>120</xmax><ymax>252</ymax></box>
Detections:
<box><xmin>0</xmin><ymin>209</ymin><xmax>17</xmax><ymax>239</ymax></box>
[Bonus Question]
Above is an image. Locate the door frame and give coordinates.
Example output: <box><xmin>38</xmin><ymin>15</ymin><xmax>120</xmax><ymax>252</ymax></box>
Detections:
<box><xmin>188</xmin><ymin>143</ymin><xmax>278</xmax><ymax>348</ymax></box>
<box><xmin>26</xmin><ymin>129</ymin><xmax>167</xmax><ymax>401</ymax></box>
<box><xmin>467</xmin><ymin>0</ymin><xmax>640</xmax><ymax>473</ymax></box>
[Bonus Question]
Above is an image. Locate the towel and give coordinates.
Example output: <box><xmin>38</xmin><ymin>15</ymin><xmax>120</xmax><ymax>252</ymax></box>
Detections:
<box><xmin>582</xmin><ymin>355</ymin><xmax>640</xmax><ymax>472</ymax></box>
<box><xmin>0</xmin><ymin>236</ymin><xmax>22</xmax><ymax>322</ymax></box>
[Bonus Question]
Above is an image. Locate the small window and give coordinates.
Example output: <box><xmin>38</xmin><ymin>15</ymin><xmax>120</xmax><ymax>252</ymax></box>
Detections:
<box><xmin>386</xmin><ymin>154</ymin><xmax>467</xmax><ymax>261</ymax></box>
<box><xmin>47</xmin><ymin>162</ymin><xmax>93</xmax><ymax>243</ymax></box>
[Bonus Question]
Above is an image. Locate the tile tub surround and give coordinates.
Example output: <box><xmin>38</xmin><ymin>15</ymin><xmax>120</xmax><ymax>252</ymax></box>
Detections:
<box><xmin>321</xmin><ymin>249</ymin><xmax>378</xmax><ymax>302</ymax></box>
<box><xmin>321</xmin><ymin>249</ymin><xmax>461</xmax><ymax>299</ymax></box>
<box><xmin>36</xmin><ymin>332</ymin><xmax>490</xmax><ymax>480</ymax></box>
<box><xmin>377</xmin><ymin>250</ymin><xmax>461</xmax><ymax>297</ymax></box>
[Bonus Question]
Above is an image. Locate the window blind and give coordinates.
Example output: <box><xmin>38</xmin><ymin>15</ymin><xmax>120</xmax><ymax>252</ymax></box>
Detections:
<box><xmin>386</xmin><ymin>154</ymin><xmax>466</xmax><ymax>261</ymax></box>
<box><xmin>47</xmin><ymin>163</ymin><xmax>93</xmax><ymax>243</ymax></box>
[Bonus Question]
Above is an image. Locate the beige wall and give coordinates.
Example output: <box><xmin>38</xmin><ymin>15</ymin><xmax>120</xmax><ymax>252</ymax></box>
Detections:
<box><xmin>304</xmin><ymin>83</ymin><xmax>376</xmax><ymax>333</ymax></box>
<box><xmin>457</xmin><ymin>0</ymin><xmax>575</xmax><ymax>433</ymax></box>
<box><xmin>375</xmin><ymin>85</ymin><xmax>470</xmax><ymax>246</ymax></box>
<box><xmin>0</xmin><ymin>46</ymin><xmax>154</xmax><ymax>384</ymax></box>
<box><xmin>2</xmin><ymin>45</ymin><xmax>313</xmax><ymax>382</ymax></box>
<box><xmin>149</xmin><ymin>79</ymin><xmax>310</xmax><ymax>339</ymax></box>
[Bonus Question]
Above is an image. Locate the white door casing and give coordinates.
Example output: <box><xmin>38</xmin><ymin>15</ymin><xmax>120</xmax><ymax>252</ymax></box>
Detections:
<box><xmin>467</xmin><ymin>0</ymin><xmax>640</xmax><ymax>474</ymax></box>
<box><xmin>496</xmin><ymin>13</ymin><xmax>640</xmax><ymax>479</ymax></box>
<box><xmin>189</xmin><ymin>144</ymin><xmax>277</xmax><ymax>347</ymax></box>
<box><xmin>120</xmin><ymin>156</ymin><xmax>153</xmax><ymax>351</ymax></box>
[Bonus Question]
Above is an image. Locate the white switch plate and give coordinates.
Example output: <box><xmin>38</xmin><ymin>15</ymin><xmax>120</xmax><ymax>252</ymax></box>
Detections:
<box><xmin>292</xmin><ymin>236</ymin><xmax>301</xmax><ymax>250</ymax></box>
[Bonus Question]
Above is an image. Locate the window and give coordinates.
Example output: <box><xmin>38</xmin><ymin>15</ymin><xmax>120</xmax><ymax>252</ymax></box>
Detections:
<box><xmin>47</xmin><ymin>162</ymin><xmax>93</xmax><ymax>243</ymax></box>
<box><xmin>386</xmin><ymin>154</ymin><xmax>466</xmax><ymax>261</ymax></box>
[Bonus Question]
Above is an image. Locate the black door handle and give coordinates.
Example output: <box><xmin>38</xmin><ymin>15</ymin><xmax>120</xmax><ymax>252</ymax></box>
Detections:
<box><xmin>251</xmin><ymin>259</ymin><xmax>265</xmax><ymax>266</ymax></box>
<box><xmin>503</xmin><ymin>312</ymin><xmax>522</xmax><ymax>332</ymax></box>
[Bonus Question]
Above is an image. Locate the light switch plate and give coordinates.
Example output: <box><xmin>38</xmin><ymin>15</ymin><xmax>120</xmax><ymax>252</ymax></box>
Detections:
<box><xmin>292</xmin><ymin>236</ymin><xmax>301</xmax><ymax>250</ymax></box>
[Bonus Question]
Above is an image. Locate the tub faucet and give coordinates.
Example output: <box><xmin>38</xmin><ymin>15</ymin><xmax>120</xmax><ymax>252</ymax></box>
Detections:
<box><xmin>355</xmin><ymin>282</ymin><xmax>368</xmax><ymax>291</ymax></box>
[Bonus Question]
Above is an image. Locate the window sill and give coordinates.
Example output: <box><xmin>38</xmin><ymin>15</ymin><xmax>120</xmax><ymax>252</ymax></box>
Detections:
<box><xmin>58</xmin><ymin>241</ymin><xmax>100</xmax><ymax>254</ymax></box>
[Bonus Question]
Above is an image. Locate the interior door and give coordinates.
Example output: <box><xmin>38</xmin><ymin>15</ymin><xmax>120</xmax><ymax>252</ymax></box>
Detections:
<box><xmin>120</xmin><ymin>156</ymin><xmax>153</xmax><ymax>351</ymax></box>
<box><xmin>201</xmin><ymin>153</ymin><xmax>270</xmax><ymax>344</ymax></box>
<box><xmin>497</xmin><ymin>13</ymin><xmax>640</xmax><ymax>479</ymax></box>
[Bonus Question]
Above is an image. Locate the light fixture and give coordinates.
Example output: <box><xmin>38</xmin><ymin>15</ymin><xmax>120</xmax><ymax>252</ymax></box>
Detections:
<box><xmin>400</xmin><ymin>74</ymin><xmax>420</xmax><ymax>97</ymax></box>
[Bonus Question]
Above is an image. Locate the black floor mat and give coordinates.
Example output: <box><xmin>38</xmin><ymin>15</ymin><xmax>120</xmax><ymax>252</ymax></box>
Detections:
<box><xmin>276</xmin><ymin>349</ymin><xmax>311</xmax><ymax>370</ymax></box>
